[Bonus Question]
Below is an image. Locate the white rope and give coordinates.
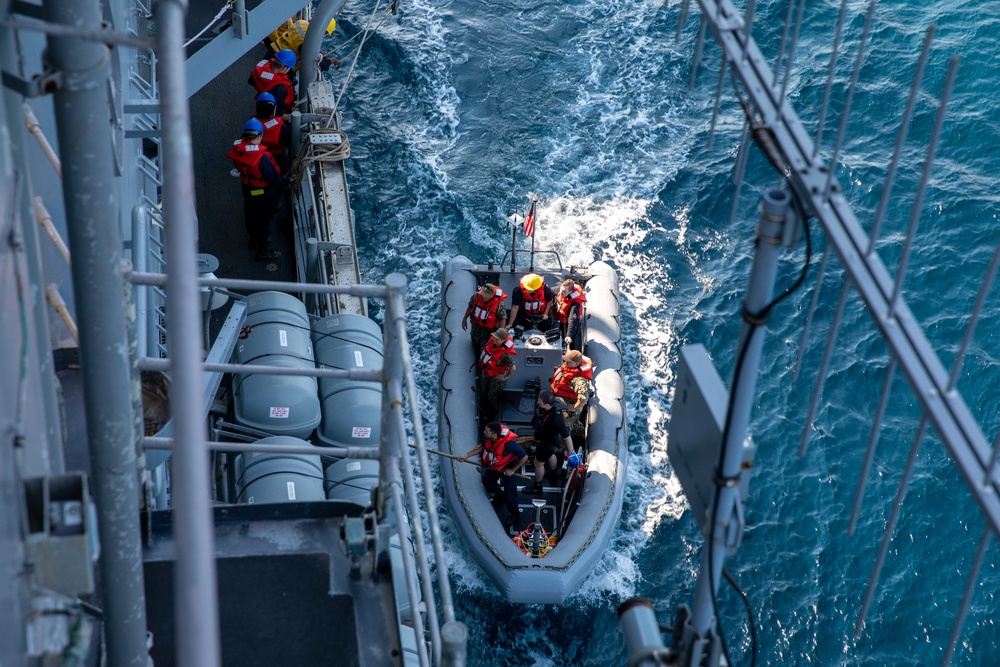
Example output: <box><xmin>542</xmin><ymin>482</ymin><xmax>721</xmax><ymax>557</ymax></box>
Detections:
<box><xmin>184</xmin><ymin>1</ymin><xmax>234</xmax><ymax>48</ymax></box>
<box><xmin>325</xmin><ymin>1</ymin><xmax>394</xmax><ymax>127</ymax></box>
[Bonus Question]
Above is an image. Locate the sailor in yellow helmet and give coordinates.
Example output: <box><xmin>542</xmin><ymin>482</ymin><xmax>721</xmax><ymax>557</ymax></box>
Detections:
<box><xmin>266</xmin><ymin>18</ymin><xmax>340</xmax><ymax>72</ymax></box>
<box><xmin>509</xmin><ymin>273</ymin><xmax>554</xmax><ymax>331</ymax></box>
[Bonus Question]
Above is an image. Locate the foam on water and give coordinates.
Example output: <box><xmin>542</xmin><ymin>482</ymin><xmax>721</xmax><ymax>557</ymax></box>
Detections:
<box><xmin>342</xmin><ymin>0</ymin><xmax>709</xmax><ymax>608</ymax></box>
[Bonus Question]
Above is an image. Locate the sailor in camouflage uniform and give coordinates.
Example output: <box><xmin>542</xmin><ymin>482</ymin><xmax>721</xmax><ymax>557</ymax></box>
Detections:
<box><xmin>476</xmin><ymin>328</ymin><xmax>517</xmax><ymax>425</ymax></box>
<box><xmin>549</xmin><ymin>349</ymin><xmax>593</xmax><ymax>436</ymax></box>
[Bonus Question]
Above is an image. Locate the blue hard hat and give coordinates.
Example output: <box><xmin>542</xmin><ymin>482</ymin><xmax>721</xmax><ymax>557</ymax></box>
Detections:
<box><xmin>256</xmin><ymin>92</ymin><xmax>276</xmax><ymax>105</ymax></box>
<box><xmin>274</xmin><ymin>49</ymin><xmax>297</xmax><ymax>69</ymax></box>
<box><xmin>243</xmin><ymin>118</ymin><xmax>264</xmax><ymax>134</ymax></box>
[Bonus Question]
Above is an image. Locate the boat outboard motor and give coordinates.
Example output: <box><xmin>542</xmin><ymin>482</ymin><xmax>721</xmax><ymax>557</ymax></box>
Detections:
<box><xmin>529</xmin><ymin>497</ymin><xmax>546</xmax><ymax>556</ymax></box>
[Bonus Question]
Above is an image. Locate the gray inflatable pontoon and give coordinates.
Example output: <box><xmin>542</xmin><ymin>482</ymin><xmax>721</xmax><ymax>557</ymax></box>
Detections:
<box><xmin>438</xmin><ymin>256</ymin><xmax>627</xmax><ymax>604</ymax></box>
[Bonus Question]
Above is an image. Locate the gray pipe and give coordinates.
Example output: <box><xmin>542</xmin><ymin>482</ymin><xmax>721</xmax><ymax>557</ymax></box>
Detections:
<box><xmin>299</xmin><ymin>0</ymin><xmax>349</xmax><ymax>95</ymax></box>
<box><xmin>291</xmin><ymin>110</ymin><xmax>303</xmax><ymax>157</ymax></box>
<box><xmin>618</xmin><ymin>598</ymin><xmax>668</xmax><ymax>666</ymax></box>
<box><xmin>682</xmin><ymin>189</ymin><xmax>789</xmax><ymax>663</ymax></box>
<box><xmin>131</xmin><ymin>205</ymin><xmax>149</xmax><ymax>358</ymax></box>
<box><xmin>155</xmin><ymin>0</ymin><xmax>223</xmax><ymax>665</ymax></box>
<box><xmin>42</xmin><ymin>0</ymin><xmax>149</xmax><ymax>664</ymax></box>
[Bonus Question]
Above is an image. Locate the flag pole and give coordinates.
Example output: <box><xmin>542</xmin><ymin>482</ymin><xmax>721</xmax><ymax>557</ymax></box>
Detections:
<box><xmin>529</xmin><ymin>197</ymin><xmax>537</xmax><ymax>271</ymax></box>
<box><xmin>510</xmin><ymin>205</ymin><xmax>518</xmax><ymax>274</ymax></box>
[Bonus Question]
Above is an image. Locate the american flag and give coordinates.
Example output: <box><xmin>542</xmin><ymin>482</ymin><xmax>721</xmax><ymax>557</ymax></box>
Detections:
<box><xmin>523</xmin><ymin>200</ymin><xmax>536</xmax><ymax>237</ymax></box>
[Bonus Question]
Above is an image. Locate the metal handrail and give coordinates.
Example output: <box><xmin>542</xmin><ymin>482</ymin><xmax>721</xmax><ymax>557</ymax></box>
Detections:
<box><xmin>120</xmin><ymin>6</ymin><xmax>461</xmax><ymax>663</ymax></box>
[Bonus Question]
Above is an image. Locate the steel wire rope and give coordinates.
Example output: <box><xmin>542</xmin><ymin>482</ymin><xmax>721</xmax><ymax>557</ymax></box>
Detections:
<box><xmin>231</xmin><ymin>469</ymin><xmax>374</xmax><ymax>503</ymax></box>
<box><xmin>723</xmin><ymin>567</ymin><xmax>758</xmax><ymax>667</ymax></box>
<box><xmin>183</xmin><ymin>0</ymin><xmax>234</xmax><ymax>48</ymax></box>
<box><xmin>325</xmin><ymin>1</ymin><xmax>395</xmax><ymax>126</ymax></box>
<box><xmin>236</xmin><ymin>317</ymin><xmax>385</xmax><ymax>355</ymax></box>
<box><xmin>228</xmin><ymin>318</ymin><xmax>383</xmax><ymax>393</ymax></box>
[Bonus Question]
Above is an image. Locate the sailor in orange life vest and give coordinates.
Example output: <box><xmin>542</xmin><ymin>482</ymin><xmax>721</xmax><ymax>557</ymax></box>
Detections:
<box><xmin>477</xmin><ymin>327</ymin><xmax>517</xmax><ymax>425</ymax></box>
<box><xmin>508</xmin><ymin>273</ymin><xmax>554</xmax><ymax>332</ymax></box>
<box><xmin>461</xmin><ymin>283</ymin><xmax>507</xmax><ymax>354</ymax></box>
<box><xmin>550</xmin><ymin>349</ymin><xmax>593</xmax><ymax>436</ymax></box>
<box><xmin>226</xmin><ymin>118</ymin><xmax>289</xmax><ymax>262</ymax></box>
<box><xmin>458</xmin><ymin>422</ymin><xmax>528</xmax><ymax>535</ymax></box>
<box><xmin>250</xmin><ymin>92</ymin><xmax>292</xmax><ymax>175</ymax></box>
<box><xmin>555</xmin><ymin>278</ymin><xmax>587</xmax><ymax>351</ymax></box>
<box><xmin>248</xmin><ymin>48</ymin><xmax>297</xmax><ymax>118</ymax></box>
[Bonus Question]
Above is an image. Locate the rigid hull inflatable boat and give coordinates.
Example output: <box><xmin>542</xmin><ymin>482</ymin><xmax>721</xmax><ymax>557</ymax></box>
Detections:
<box><xmin>439</xmin><ymin>254</ymin><xmax>627</xmax><ymax>604</ymax></box>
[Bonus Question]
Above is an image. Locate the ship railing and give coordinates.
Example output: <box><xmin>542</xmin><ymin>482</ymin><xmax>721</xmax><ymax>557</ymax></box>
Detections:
<box><xmin>132</xmin><ymin>271</ymin><xmax>467</xmax><ymax>667</ymax></box>
<box><xmin>121</xmin><ymin>11</ymin><xmax>170</xmax><ymax>361</ymax></box>
<box><xmin>645</xmin><ymin>0</ymin><xmax>1000</xmax><ymax>665</ymax></box>
<box><xmin>137</xmin><ymin>204</ymin><xmax>169</xmax><ymax>359</ymax></box>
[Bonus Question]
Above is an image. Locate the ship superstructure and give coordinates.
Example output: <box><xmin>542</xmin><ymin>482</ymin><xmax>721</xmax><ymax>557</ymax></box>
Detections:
<box><xmin>0</xmin><ymin>0</ymin><xmax>464</xmax><ymax>665</ymax></box>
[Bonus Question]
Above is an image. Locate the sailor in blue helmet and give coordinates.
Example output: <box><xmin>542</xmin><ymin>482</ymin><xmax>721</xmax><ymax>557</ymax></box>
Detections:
<box><xmin>249</xmin><ymin>48</ymin><xmax>297</xmax><ymax>117</ymax></box>
<box><xmin>226</xmin><ymin>118</ymin><xmax>289</xmax><ymax>261</ymax></box>
<box><xmin>251</xmin><ymin>92</ymin><xmax>291</xmax><ymax>175</ymax></box>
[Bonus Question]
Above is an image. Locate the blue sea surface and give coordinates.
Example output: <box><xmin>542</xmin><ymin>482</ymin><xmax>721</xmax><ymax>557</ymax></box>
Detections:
<box><xmin>333</xmin><ymin>0</ymin><xmax>1000</xmax><ymax>663</ymax></box>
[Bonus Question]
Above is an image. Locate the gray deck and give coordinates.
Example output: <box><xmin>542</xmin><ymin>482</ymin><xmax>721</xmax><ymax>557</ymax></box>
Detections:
<box><xmin>190</xmin><ymin>47</ymin><xmax>296</xmax><ymax>285</ymax></box>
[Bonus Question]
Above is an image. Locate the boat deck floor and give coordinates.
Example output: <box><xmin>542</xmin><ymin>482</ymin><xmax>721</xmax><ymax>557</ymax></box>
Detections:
<box><xmin>493</xmin><ymin>388</ymin><xmax>587</xmax><ymax>538</ymax></box>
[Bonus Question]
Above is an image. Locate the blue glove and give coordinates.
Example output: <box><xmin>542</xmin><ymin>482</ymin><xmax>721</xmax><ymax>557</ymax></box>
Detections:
<box><xmin>568</xmin><ymin>453</ymin><xmax>581</xmax><ymax>468</ymax></box>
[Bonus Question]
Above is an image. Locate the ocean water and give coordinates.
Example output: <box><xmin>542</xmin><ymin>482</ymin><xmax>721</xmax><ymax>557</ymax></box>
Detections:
<box><xmin>333</xmin><ymin>0</ymin><xmax>1000</xmax><ymax>664</ymax></box>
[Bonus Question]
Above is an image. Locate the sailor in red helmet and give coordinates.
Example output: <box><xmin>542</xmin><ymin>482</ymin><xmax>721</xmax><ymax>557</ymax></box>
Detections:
<box><xmin>461</xmin><ymin>282</ymin><xmax>507</xmax><ymax>354</ymax></box>
<box><xmin>508</xmin><ymin>273</ymin><xmax>554</xmax><ymax>332</ymax></box>
<box><xmin>458</xmin><ymin>422</ymin><xmax>528</xmax><ymax>535</ymax></box>
<box><xmin>555</xmin><ymin>278</ymin><xmax>587</xmax><ymax>350</ymax></box>
<box><xmin>226</xmin><ymin>118</ymin><xmax>288</xmax><ymax>261</ymax></box>
<box><xmin>550</xmin><ymin>349</ymin><xmax>593</xmax><ymax>436</ymax></box>
<box><xmin>250</xmin><ymin>92</ymin><xmax>291</xmax><ymax>175</ymax></box>
<box><xmin>248</xmin><ymin>48</ymin><xmax>297</xmax><ymax>118</ymax></box>
<box><xmin>477</xmin><ymin>327</ymin><xmax>517</xmax><ymax>425</ymax></box>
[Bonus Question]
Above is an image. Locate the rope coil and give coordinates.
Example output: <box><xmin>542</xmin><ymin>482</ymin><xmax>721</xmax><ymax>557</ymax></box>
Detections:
<box><xmin>512</xmin><ymin>522</ymin><xmax>558</xmax><ymax>557</ymax></box>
